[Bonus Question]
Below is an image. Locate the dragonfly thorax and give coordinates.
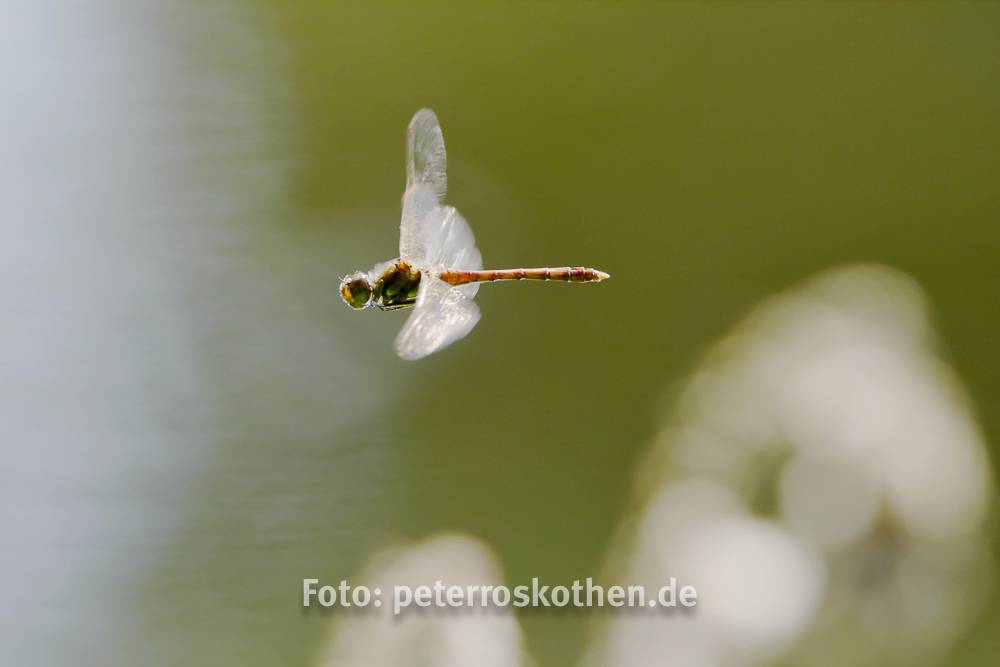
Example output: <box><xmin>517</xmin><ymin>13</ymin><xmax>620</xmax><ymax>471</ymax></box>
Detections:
<box><xmin>371</xmin><ymin>260</ymin><xmax>422</xmax><ymax>310</ymax></box>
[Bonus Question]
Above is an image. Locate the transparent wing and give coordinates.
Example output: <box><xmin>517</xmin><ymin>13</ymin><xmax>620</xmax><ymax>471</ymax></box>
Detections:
<box><xmin>400</xmin><ymin>189</ymin><xmax>483</xmax><ymax>276</ymax></box>
<box><xmin>399</xmin><ymin>183</ymin><xmax>438</xmax><ymax>265</ymax></box>
<box><xmin>406</xmin><ymin>108</ymin><xmax>447</xmax><ymax>203</ymax></box>
<box><xmin>399</xmin><ymin>109</ymin><xmax>482</xmax><ymax>282</ymax></box>
<box><xmin>394</xmin><ymin>276</ymin><xmax>481</xmax><ymax>361</ymax></box>
<box><xmin>420</xmin><ymin>204</ymin><xmax>482</xmax><ymax>271</ymax></box>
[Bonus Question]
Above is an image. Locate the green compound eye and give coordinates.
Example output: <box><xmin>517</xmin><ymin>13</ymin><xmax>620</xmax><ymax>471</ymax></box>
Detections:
<box><xmin>340</xmin><ymin>272</ymin><xmax>373</xmax><ymax>310</ymax></box>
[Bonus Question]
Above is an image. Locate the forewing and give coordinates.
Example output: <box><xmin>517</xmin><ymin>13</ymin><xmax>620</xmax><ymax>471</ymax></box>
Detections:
<box><xmin>399</xmin><ymin>109</ymin><xmax>481</xmax><ymax>278</ymax></box>
<box><xmin>399</xmin><ymin>183</ymin><xmax>438</xmax><ymax>264</ymax></box>
<box><xmin>400</xmin><ymin>194</ymin><xmax>483</xmax><ymax>281</ymax></box>
<box><xmin>394</xmin><ymin>276</ymin><xmax>481</xmax><ymax>361</ymax></box>
<box><xmin>419</xmin><ymin>204</ymin><xmax>482</xmax><ymax>272</ymax></box>
<box><xmin>406</xmin><ymin>109</ymin><xmax>447</xmax><ymax>203</ymax></box>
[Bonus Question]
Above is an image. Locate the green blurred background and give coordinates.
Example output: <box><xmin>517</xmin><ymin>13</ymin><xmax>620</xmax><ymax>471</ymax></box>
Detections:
<box><xmin>151</xmin><ymin>2</ymin><xmax>1000</xmax><ymax>665</ymax></box>
<box><xmin>5</xmin><ymin>2</ymin><xmax>999</xmax><ymax>666</ymax></box>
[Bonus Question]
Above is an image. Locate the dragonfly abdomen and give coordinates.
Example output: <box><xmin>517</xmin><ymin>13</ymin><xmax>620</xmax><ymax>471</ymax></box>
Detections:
<box><xmin>439</xmin><ymin>267</ymin><xmax>610</xmax><ymax>286</ymax></box>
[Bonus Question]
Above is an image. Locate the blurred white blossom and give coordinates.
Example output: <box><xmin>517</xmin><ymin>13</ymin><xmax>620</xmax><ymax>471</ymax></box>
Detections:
<box><xmin>319</xmin><ymin>535</ymin><xmax>529</xmax><ymax>667</ymax></box>
<box><xmin>586</xmin><ymin>265</ymin><xmax>994</xmax><ymax>667</ymax></box>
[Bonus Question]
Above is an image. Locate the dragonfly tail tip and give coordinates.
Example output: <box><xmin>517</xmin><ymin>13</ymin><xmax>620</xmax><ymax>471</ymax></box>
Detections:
<box><xmin>595</xmin><ymin>269</ymin><xmax>610</xmax><ymax>281</ymax></box>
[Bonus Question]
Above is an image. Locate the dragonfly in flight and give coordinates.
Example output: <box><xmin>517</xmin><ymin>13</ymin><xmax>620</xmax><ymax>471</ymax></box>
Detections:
<box><xmin>340</xmin><ymin>109</ymin><xmax>610</xmax><ymax>360</ymax></box>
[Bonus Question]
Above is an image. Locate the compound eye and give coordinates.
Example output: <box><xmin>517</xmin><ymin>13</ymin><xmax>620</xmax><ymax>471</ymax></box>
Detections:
<box><xmin>340</xmin><ymin>273</ymin><xmax>373</xmax><ymax>309</ymax></box>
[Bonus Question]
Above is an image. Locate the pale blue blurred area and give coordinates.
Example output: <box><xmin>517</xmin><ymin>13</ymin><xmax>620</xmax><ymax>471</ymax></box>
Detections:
<box><xmin>2</xmin><ymin>1</ymin><xmax>389</xmax><ymax>665</ymax></box>
<box><xmin>2</xmin><ymin>2</ymin><xmax>1000</xmax><ymax>666</ymax></box>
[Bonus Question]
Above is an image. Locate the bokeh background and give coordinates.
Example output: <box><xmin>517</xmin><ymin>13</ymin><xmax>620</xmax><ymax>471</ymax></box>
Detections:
<box><xmin>3</xmin><ymin>2</ymin><xmax>999</xmax><ymax>666</ymax></box>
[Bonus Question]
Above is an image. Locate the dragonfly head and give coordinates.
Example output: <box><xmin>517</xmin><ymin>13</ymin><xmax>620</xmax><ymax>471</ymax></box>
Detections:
<box><xmin>339</xmin><ymin>271</ymin><xmax>373</xmax><ymax>310</ymax></box>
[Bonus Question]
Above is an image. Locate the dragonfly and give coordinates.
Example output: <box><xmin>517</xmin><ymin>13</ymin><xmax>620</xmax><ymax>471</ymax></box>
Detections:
<box><xmin>340</xmin><ymin>109</ymin><xmax>610</xmax><ymax>360</ymax></box>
